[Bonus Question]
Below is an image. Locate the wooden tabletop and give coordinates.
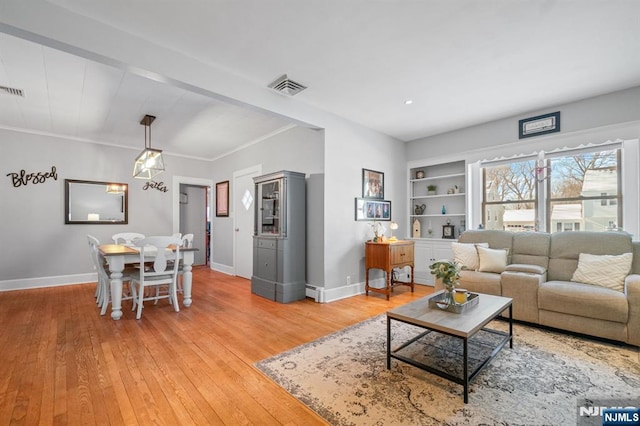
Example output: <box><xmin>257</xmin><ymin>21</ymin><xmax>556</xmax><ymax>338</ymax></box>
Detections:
<box><xmin>98</xmin><ymin>244</ymin><xmax>199</xmax><ymax>256</ymax></box>
<box><xmin>387</xmin><ymin>291</ymin><xmax>512</xmax><ymax>338</ymax></box>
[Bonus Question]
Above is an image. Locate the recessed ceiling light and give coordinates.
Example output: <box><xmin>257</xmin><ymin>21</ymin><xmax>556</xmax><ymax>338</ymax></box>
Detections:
<box><xmin>404</xmin><ymin>100</ymin><xmax>413</xmax><ymax>105</ymax></box>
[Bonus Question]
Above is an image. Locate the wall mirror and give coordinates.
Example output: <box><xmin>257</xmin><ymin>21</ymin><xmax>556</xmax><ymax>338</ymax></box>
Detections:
<box><xmin>65</xmin><ymin>179</ymin><xmax>128</xmax><ymax>224</ymax></box>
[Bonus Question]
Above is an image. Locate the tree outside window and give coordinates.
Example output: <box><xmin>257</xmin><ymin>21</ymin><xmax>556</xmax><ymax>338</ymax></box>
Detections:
<box><xmin>482</xmin><ymin>148</ymin><xmax>621</xmax><ymax>232</ymax></box>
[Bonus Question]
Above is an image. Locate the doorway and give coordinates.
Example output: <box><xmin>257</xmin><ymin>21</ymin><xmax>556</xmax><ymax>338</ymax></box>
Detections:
<box><xmin>233</xmin><ymin>165</ymin><xmax>262</xmax><ymax>279</ymax></box>
<box><xmin>179</xmin><ymin>184</ymin><xmax>209</xmax><ymax>265</ymax></box>
<box><xmin>172</xmin><ymin>176</ymin><xmax>213</xmax><ymax>266</ymax></box>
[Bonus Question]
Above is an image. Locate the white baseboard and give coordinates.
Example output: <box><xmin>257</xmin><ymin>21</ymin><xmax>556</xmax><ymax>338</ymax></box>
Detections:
<box><xmin>306</xmin><ymin>277</ymin><xmax>386</xmax><ymax>303</ymax></box>
<box><xmin>0</xmin><ymin>273</ymin><xmax>96</xmax><ymax>292</ymax></box>
<box><xmin>210</xmin><ymin>262</ymin><xmax>234</xmax><ymax>275</ymax></box>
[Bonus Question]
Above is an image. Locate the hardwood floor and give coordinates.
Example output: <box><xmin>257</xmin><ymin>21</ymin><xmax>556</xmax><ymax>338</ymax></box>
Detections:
<box><xmin>0</xmin><ymin>267</ymin><xmax>433</xmax><ymax>425</ymax></box>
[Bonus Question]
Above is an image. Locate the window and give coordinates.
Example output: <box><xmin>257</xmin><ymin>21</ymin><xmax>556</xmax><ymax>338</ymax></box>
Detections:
<box><xmin>482</xmin><ymin>159</ymin><xmax>537</xmax><ymax>232</ymax></box>
<box><xmin>481</xmin><ymin>147</ymin><xmax>622</xmax><ymax>233</ymax></box>
<box><xmin>548</xmin><ymin>148</ymin><xmax>621</xmax><ymax>232</ymax></box>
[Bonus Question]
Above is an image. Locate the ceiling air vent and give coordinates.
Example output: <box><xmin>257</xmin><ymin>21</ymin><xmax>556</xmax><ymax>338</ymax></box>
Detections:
<box><xmin>268</xmin><ymin>74</ymin><xmax>307</xmax><ymax>96</ymax></box>
<box><xmin>0</xmin><ymin>85</ymin><xmax>25</xmax><ymax>97</ymax></box>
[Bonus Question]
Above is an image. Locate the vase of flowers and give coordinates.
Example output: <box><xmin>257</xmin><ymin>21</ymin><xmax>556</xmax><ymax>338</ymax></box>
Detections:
<box><xmin>429</xmin><ymin>260</ymin><xmax>461</xmax><ymax>306</ymax></box>
<box><xmin>369</xmin><ymin>220</ymin><xmax>385</xmax><ymax>242</ymax></box>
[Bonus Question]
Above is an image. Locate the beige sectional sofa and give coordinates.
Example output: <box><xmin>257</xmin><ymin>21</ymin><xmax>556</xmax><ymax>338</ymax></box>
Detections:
<box><xmin>434</xmin><ymin>230</ymin><xmax>640</xmax><ymax>346</ymax></box>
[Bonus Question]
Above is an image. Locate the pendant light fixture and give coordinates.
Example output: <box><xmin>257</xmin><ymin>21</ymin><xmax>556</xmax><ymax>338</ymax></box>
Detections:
<box><xmin>133</xmin><ymin>114</ymin><xmax>165</xmax><ymax>179</ymax></box>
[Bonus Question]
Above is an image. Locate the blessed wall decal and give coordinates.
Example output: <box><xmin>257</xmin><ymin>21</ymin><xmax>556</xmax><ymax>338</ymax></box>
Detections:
<box><xmin>7</xmin><ymin>166</ymin><xmax>58</xmax><ymax>187</ymax></box>
<box><xmin>142</xmin><ymin>180</ymin><xmax>168</xmax><ymax>193</ymax></box>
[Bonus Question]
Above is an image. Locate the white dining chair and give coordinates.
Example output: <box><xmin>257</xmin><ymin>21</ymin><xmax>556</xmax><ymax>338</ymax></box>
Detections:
<box><xmin>112</xmin><ymin>232</ymin><xmax>146</xmax><ymax>246</ymax></box>
<box><xmin>88</xmin><ymin>235</ymin><xmax>135</xmax><ymax>315</ymax></box>
<box><xmin>130</xmin><ymin>236</ymin><xmax>182</xmax><ymax>319</ymax></box>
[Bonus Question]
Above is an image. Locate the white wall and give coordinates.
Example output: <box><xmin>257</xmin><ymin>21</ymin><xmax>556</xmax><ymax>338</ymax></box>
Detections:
<box><xmin>0</xmin><ymin>129</ymin><xmax>211</xmax><ymax>289</ymax></box>
<box><xmin>406</xmin><ymin>86</ymin><xmax>640</xmax><ymax>238</ymax></box>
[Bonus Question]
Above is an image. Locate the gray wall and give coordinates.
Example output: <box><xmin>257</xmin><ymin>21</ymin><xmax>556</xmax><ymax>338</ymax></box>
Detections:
<box><xmin>209</xmin><ymin>126</ymin><xmax>325</xmax><ymax>284</ymax></box>
<box><xmin>0</xmin><ymin>128</ymin><xmax>211</xmax><ymax>283</ymax></box>
<box><xmin>407</xmin><ymin>86</ymin><xmax>640</xmax><ymax>159</ymax></box>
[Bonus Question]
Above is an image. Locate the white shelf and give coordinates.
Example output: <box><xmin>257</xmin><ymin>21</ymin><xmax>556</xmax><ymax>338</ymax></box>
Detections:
<box><xmin>410</xmin><ymin>172</ymin><xmax>465</xmax><ymax>183</ymax></box>
<box><xmin>410</xmin><ymin>214</ymin><xmax>465</xmax><ymax>218</ymax></box>
<box><xmin>411</xmin><ymin>192</ymin><xmax>466</xmax><ymax>200</ymax></box>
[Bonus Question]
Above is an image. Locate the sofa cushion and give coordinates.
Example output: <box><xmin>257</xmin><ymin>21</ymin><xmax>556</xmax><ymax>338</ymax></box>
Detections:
<box><xmin>458</xmin><ymin>270</ymin><xmax>502</xmax><ymax>296</ymax></box>
<box><xmin>504</xmin><ymin>263</ymin><xmax>547</xmax><ymax>274</ymax></box>
<box><xmin>548</xmin><ymin>231</ymin><xmax>632</xmax><ymax>281</ymax></box>
<box><xmin>538</xmin><ymin>280</ymin><xmax>628</xmax><ymax>323</ymax></box>
<box><xmin>571</xmin><ymin>252</ymin><xmax>632</xmax><ymax>292</ymax></box>
<box><xmin>512</xmin><ymin>232</ymin><xmax>550</xmax><ymax>269</ymax></box>
<box><xmin>477</xmin><ymin>246</ymin><xmax>508</xmax><ymax>273</ymax></box>
<box><xmin>451</xmin><ymin>242</ymin><xmax>488</xmax><ymax>271</ymax></box>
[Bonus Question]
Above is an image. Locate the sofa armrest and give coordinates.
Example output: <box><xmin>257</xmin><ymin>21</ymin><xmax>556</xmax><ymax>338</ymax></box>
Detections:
<box><xmin>625</xmin><ymin>274</ymin><xmax>640</xmax><ymax>346</ymax></box>
<box><xmin>501</xmin><ymin>270</ymin><xmax>546</xmax><ymax>324</ymax></box>
<box><xmin>504</xmin><ymin>263</ymin><xmax>547</xmax><ymax>275</ymax></box>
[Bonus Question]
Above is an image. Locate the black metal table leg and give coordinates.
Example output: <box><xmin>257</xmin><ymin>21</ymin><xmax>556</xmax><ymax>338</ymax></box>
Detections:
<box><xmin>463</xmin><ymin>338</ymin><xmax>469</xmax><ymax>403</ymax></box>
<box><xmin>386</xmin><ymin>316</ymin><xmax>391</xmax><ymax>369</ymax></box>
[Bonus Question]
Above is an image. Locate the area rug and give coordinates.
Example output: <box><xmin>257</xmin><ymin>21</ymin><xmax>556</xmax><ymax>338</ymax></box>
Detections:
<box><xmin>255</xmin><ymin>315</ymin><xmax>640</xmax><ymax>425</ymax></box>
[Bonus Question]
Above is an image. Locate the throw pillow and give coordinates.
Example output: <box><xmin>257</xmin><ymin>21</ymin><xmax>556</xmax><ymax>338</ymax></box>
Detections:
<box><xmin>451</xmin><ymin>242</ymin><xmax>489</xmax><ymax>271</ymax></box>
<box><xmin>477</xmin><ymin>246</ymin><xmax>508</xmax><ymax>273</ymax></box>
<box><xmin>571</xmin><ymin>252</ymin><xmax>632</xmax><ymax>292</ymax></box>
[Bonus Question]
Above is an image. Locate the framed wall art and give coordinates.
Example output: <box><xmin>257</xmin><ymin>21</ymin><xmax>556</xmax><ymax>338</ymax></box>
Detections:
<box><xmin>216</xmin><ymin>180</ymin><xmax>229</xmax><ymax>217</ymax></box>
<box><xmin>362</xmin><ymin>168</ymin><xmax>384</xmax><ymax>199</ymax></box>
<box><xmin>518</xmin><ymin>111</ymin><xmax>560</xmax><ymax>139</ymax></box>
<box><xmin>355</xmin><ymin>198</ymin><xmax>391</xmax><ymax>221</ymax></box>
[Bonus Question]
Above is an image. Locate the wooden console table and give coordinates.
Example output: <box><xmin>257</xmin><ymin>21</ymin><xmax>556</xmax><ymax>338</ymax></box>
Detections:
<box><xmin>365</xmin><ymin>240</ymin><xmax>415</xmax><ymax>300</ymax></box>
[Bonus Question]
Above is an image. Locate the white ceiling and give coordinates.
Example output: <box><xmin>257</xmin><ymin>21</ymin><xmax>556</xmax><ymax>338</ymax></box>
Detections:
<box><xmin>2</xmin><ymin>1</ymin><xmax>640</xmax><ymax>159</ymax></box>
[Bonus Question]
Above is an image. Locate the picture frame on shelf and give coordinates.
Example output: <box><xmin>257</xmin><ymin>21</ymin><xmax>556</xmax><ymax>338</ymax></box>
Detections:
<box><xmin>215</xmin><ymin>180</ymin><xmax>229</xmax><ymax>217</ymax></box>
<box><xmin>442</xmin><ymin>224</ymin><xmax>455</xmax><ymax>239</ymax></box>
<box><xmin>518</xmin><ymin>111</ymin><xmax>560</xmax><ymax>139</ymax></box>
<box><xmin>355</xmin><ymin>198</ymin><xmax>391</xmax><ymax>221</ymax></box>
<box><xmin>362</xmin><ymin>168</ymin><xmax>384</xmax><ymax>199</ymax></box>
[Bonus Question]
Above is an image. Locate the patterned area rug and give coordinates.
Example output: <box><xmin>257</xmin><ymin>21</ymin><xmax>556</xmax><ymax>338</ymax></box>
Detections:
<box><xmin>255</xmin><ymin>315</ymin><xmax>640</xmax><ymax>425</ymax></box>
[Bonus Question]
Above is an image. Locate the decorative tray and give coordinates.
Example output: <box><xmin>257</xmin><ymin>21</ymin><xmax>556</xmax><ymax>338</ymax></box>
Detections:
<box><xmin>428</xmin><ymin>291</ymin><xmax>479</xmax><ymax>314</ymax></box>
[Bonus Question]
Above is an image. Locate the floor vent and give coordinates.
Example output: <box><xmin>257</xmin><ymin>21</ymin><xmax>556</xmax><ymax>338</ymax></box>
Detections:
<box><xmin>268</xmin><ymin>74</ymin><xmax>307</xmax><ymax>96</ymax></box>
<box><xmin>0</xmin><ymin>85</ymin><xmax>25</xmax><ymax>97</ymax></box>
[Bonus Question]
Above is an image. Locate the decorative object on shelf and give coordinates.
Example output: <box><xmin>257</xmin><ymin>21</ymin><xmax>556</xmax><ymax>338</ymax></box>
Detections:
<box><xmin>415</xmin><ymin>170</ymin><xmax>425</xmax><ymax>179</ymax></box>
<box><xmin>443</xmin><ymin>224</ymin><xmax>455</xmax><ymax>239</ymax></box>
<box><xmin>429</xmin><ymin>259</ymin><xmax>461</xmax><ymax>307</ymax></box>
<box><xmin>369</xmin><ymin>220</ymin><xmax>385</xmax><ymax>242</ymax></box>
<box><xmin>362</xmin><ymin>168</ymin><xmax>384</xmax><ymax>199</ymax></box>
<box><xmin>518</xmin><ymin>111</ymin><xmax>560</xmax><ymax>139</ymax></box>
<box><xmin>427</xmin><ymin>185</ymin><xmax>437</xmax><ymax>195</ymax></box>
<box><xmin>447</xmin><ymin>188</ymin><xmax>454</xmax><ymax>194</ymax></box>
<box><xmin>355</xmin><ymin>198</ymin><xmax>391</xmax><ymax>221</ymax></box>
<box><xmin>441</xmin><ymin>204</ymin><xmax>446</xmax><ymax>214</ymax></box>
<box><xmin>414</xmin><ymin>204</ymin><xmax>425</xmax><ymax>215</ymax></box>
<box><xmin>412</xmin><ymin>218</ymin><xmax>421</xmax><ymax>238</ymax></box>
<box><xmin>388</xmin><ymin>222</ymin><xmax>398</xmax><ymax>242</ymax></box>
<box><xmin>216</xmin><ymin>180</ymin><xmax>230</xmax><ymax>217</ymax></box>
<box><xmin>454</xmin><ymin>185</ymin><xmax>460</xmax><ymax>194</ymax></box>
<box><xmin>133</xmin><ymin>114</ymin><xmax>165</xmax><ymax>179</ymax></box>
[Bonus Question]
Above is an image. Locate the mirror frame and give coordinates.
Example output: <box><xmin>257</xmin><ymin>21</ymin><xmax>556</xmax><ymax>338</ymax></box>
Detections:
<box><xmin>65</xmin><ymin>179</ymin><xmax>129</xmax><ymax>224</ymax></box>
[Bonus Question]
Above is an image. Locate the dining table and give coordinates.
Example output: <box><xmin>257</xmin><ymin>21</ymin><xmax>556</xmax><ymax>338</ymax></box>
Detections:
<box><xmin>98</xmin><ymin>243</ymin><xmax>198</xmax><ymax>320</ymax></box>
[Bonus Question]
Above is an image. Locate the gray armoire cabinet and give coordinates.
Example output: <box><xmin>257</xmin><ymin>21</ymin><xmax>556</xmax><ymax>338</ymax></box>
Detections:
<box><xmin>251</xmin><ymin>170</ymin><xmax>306</xmax><ymax>303</ymax></box>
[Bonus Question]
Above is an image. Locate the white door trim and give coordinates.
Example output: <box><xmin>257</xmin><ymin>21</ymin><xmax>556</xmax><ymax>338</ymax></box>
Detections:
<box><xmin>233</xmin><ymin>164</ymin><xmax>262</xmax><ymax>276</ymax></box>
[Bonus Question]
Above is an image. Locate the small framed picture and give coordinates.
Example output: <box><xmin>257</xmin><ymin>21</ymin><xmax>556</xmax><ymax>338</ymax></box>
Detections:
<box><xmin>355</xmin><ymin>198</ymin><xmax>391</xmax><ymax>221</ymax></box>
<box><xmin>362</xmin><ymin>168</ymin><xmax>384</xmax><ymax>199</ymax></box>
<box><xmin>518</xmin><ymin>111</ymin><xmax>560</xmax><ymax>139</ymax></box>
<box><xmin>216</xmin><ymin>180</ymin><xmax>229</xmax><ymax>217</ymax></box>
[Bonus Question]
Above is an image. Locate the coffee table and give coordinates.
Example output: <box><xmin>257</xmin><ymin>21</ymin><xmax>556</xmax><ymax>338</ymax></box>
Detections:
<box><xmin>386</xmin><ymin>291</ymin><xmax>513</xmax><ymax>403</ymax></box>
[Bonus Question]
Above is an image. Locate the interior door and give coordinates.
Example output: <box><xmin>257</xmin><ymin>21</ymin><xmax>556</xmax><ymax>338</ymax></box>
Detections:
<box><xmin>234</xmin><ymin>166</ymin><xmax>261</xmax><ymax>279</ymax></box>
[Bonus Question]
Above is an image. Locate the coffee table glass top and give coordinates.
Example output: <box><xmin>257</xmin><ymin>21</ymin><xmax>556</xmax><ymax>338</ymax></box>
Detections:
<box><xmin>387</xmin><ymin>291</ymin><xmax>512</xmax><ymax>338</ymax></box>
